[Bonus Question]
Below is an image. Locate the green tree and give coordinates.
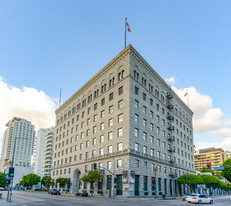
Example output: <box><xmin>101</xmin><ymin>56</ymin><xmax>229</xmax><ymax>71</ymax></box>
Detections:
<box><xmin>80</xmin><ymin>169</ymin><xmax>104</xmax><ymax>196</ymax></box>
<box><xmin>20</xmin><ymin>174</ymin><xmax>40</xmax><ymax>188</ymax></box>
<box><xmin>199</xmin><ymin>167</ymin><xmax>214</xmax><ymax>175</ymax></box>
<box><xmin>41</xmin><ymin>176</ymin><xmax>53</xmax><ymax>189</ymax></box>
<box><xmin>178</xmin><ymin>174</ymin><xmax>204</xmax><ymax>192</ymax></box>
<box><xmin>56</xmin><ymin>178</ymin><xmax>69</xmax><ymax>191</ymax></box>
<box><xmin>200</xmin><ymin>175</ymin><xmax>220</xmax><ymax>188</ymax></box>
<box><xmin>221</xmin><ymin>159</ymin><xmax>231</xmax><ymax>182</ymax></box>
<box><xmin>0</xmin><ymin>172</ymin><xmax>7</xmax><ymax>187</ymax></box>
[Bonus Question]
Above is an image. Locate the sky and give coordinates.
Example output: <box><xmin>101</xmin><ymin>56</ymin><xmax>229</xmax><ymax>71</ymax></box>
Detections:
<box><xmin>0</xmin><ymin>0</ymin><xmax>231</xmax><ymax>153</ymax></box>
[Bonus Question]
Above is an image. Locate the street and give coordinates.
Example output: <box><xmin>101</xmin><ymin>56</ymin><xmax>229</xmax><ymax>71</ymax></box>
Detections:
<box><xmin>0</xmin><ymin>191</ymin><xmax>231</xmax><ymax>206</ymax></box>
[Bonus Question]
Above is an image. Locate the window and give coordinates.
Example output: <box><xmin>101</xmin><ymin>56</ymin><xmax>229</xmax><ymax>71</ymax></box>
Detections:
<box><xmin>135</xmin><ymin>160</ymin><xmax>139</xmax><ymax>168</ymax></box>
<box><xmin>118</xmin><ymin>114</ymin><xmax>123</xmax><ymax>123</ymax></box>
<box><xmin>135</xmin><ymin>142</ymin><xmax>139</xmax><ymax>151</ymax></box>
<box><xmin>101</xmin><ymin>110</ymin><xmax>105</xmax><ymax>118</ymax></box>
<box><xmin>86</xmin><ymin>141</ymin><xmax>90</xmax><ymax>148</ymax></box>
<box><xmin>150</xmin><ymin>149</ymin><xmax>154</xmax><ymax>156</ymax></box>
<box><xmin>79</xmin><ymin>154</ymin><xmax>82</xmax><ymax>160</ymax></box>
<box><xmin>143</xmin><ymin>119</ymin><xmax>147</xmax><ymax>127</ymax></box>
<box><xmin>99</xmin><ymin>148</ymin><xmax>104</xmax><ymax>155</ymax></box>
<box><xmin>117</xmin><ymin>142</ymin><xmax>122</xmax><ymax>151</ymax></box>
<box><xmin>143</xmin><ymin>106</ymin><xmax>146</xmax><ymax>114</ymax></box>
<box><xmin>100</xmin><ymin>135</ymin><xmax>104</xmax><ymax>143</ymax></box>
<box><xmin>151</xmin><ymin>136</ymin><xmax>154</xmax><ymax>144</ymax></box>
<box><xmin>92</xmin><ymin>138</ymin><xmax>96</xmax><ymax>145</ymax></box>
<box><xmin>156</xmin><ymin>115</ymin><xmax>159</xmax><ymax>123</ymax></box>
<box><xmin>109</xmin><ymin>77</ymin><xmax>115</xmax><ymax>87</ymax></box>
<box><xmin>118</xmin><ymin>86</ymin><xmax>123</xmax><ymax>95</ymax></box>
<box><xmin>86</xmin><ymin>129</ymin><xmax>90</xmax><ymax>136</ymax></box>
<box><xmin>156</xmin><ymin>103</ymin><xmax>159</xmax><ymax>111</ymax></box>
<box><xmin>157</xmin><ymin>127</ymin><xmax>160</xmax><ymax>134</ymax></box>
<box><xmin>135</xmin><ymin>114</ymin><xmax>139</xmax><ymax>123</ymax></box>
<box><xmin>107</xmin><ymin>161</ymin><xmax>112</xmax><ymax>169</ymax></box>
<box><xmin>109</xmin><ymin>105</ymin><xmax>113</xmax><ymax>114</ymax></box>
<box><xmin>157</xmin><ymin>139</ymin><xmax>160</xmax><ymax>146</ymax></box>
<box><xmin>108</xmin><ymin>145</ymin><xmax>112</xmax><ymax>153</ymax></box>
<box><xmin>144</xmin><ymin>162</ymin><xmax>147</xmax><ymax>170</ymax></box>
<box><xmin>92</xmin><ymin>150</ymin><xmax>96</xmax><ymax>157</ymax></box>
<box><xmin>87</xmin><ymin>118</ymin><xmax>90</xmax><ymax>125</ymax></box>
<box><xmin>135</xmin><ymin>100</ymin><xmax>139</xmax><ymax>109</ymax></box>
<box><xmin>143</xmin><ymin>93</ymin><xmax>146</xmax><ymax>101</ymax></box>
<box><xmin>93</xmin><ymin>126</ymin><xmax>97</xmax><ymax>134</ymax></box>
<box><xmin>162</xmin><ymin>119</ymin><xmax>165</xmax><ymax>126</ymax></box>
<box><xmin>150</xmin><ymin>110</ymin><xmax>153</xmax><ymax>118</ymax></box>
<box><xmin>94</xmin><ymin>103</ymin><xmax>97</xmax><ymax>110</ymax></box>
<box><xmin>118</xmin><ymin>128</ymin><xmax>123</xmax><ymax>137</ymax></box>
<box><xmin>93</xmin><ymin>114</ymin><xmax>97</xmax><ymax>122</ymax></box>
<box><xmin>108</xmin><ymin>132</ymin><xmax>113</xmax><ymax>140</ymax></box>
<box><xmin>135</xmin><ymin>128</ymin><xmax>139</xmax><ymax>137</ymax></box>
<box><xmin>100</xmin><ymin>122</ymin><xmax>105</xmax><ymax>130</ymax></box>
<box><xmin>143</xmin><ymin>132</ymin><xmax>147</xmax><ymax>141</ymax></box>
<box><xmin>85</xmin><ymin>152</ymin><xmax>89</xmax><ymax>159</ymax></box>
<box><xmin>109</xmin><ymin>92</ymin><xmax>113</xmax><ymax>101</ymax></box>
<box><xmin>157</xmin><ymin>151</ymin><xmax>160</xmax><ymax>159</ymax></box>
<box><xmin>117</xmin><ymin>159</ymin><xmax>122</xmax><ymax>168</ymax></box>
<box><xmin>143</xmin><ymin>146</ymin><xmax>147</xmax><ymax>154</ymax></box>
<box><xmin>150</xmin><ymin>123</ymin><xmax>154</xmax><ymax>131</ymax></box>
<box><xmin>118</xmin><ymin>70</ymin><xmax>124</xmax><ymax>81</ymax></box>
<box><xmin>109</xmin><ymin>118</ymin><xmax>113</xmax><ymax>127</ymax></box>
<box><xmin>80</xmin><ymin>143</ymin><xmax>83</xmax><ymax>149</ymax></box>
<box><xmin>101</xmin><ymin>98</ymin><xmax>105</xmax><ymax>106</ymax></box>
<box><xmin>135</xmin><ymin>87</ymin><xmax>139</xmax><ymax>95</ymax></box>
<box><xmin>118</xmin><ymin>100</ymin><xmax>123</xmax><ymax>109</ymax></box>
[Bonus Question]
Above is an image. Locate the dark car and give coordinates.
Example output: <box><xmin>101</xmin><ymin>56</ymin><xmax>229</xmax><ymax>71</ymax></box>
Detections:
<box><xmin>81</xmin><ymin>190</ymin><xmax>88</xmax><ymax>197</ymax></box>
<box><xmin>50</xmin><ymin>189</ymin><xmax>61</xmax><ymax>195</ymax></box>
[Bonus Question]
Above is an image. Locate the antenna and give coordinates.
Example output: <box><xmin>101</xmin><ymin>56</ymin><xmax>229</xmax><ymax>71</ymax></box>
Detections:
<box><xmin>59</xmin><ymin>88</ymin><xmax>62</xmax><ymax>107</ymax></box>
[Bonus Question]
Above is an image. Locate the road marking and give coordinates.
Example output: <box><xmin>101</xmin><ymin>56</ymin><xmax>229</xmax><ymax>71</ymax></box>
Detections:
<box><xmin>53</xmin><ymin>195</ymin><xmax>97</xmax><ymax>202</ymax></box>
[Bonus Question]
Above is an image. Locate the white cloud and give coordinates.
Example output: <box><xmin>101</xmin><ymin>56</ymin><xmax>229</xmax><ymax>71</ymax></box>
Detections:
<box><xmin>165</xmin><ymin>76</ymin><xmax>176</xmax><ymax>85</ymax></box>
<box><xmin>196</xmin><ymin>138</ymin><xmax>231</xmax><ymax>151</ymax></box>
<box><xmin>0</xmin><ymin>77</ymin><xmax>57</xmax><ymax>154</ymax></box>
<box><xmin>172</xmin><ymin>86</ymin><xmax>231</xmax><ymax>137</ymax></box>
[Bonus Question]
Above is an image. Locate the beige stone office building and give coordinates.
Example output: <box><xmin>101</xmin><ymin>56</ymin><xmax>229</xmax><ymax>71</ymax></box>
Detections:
<box><xmin>195</xmin><ymin>147</ymin><xmax>227</xmax><ymax>171</ymax></box>
<box><xmin>51</xmin><ymin>45</ymin><xmax>195</xmax><ymax>197</ymax></box>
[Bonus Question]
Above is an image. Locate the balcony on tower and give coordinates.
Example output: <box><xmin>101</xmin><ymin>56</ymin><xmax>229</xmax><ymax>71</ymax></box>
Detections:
<box><xmin>169</xmin><ymin>158</ymin><xmax>175</xmax><ymax>164</ymax></box>
<box><xmin>167</xmin><ymin>136</ymin><xmax>175</xmax><ymax>141</ymax></box>
<box><xmin>168</xmin><ymin>146</ymin><xmax>175</xmax><ymax>153</ymax></box>
<box><xmin>166</xmin><ymin>92</ymin><xmax>173</xmax><ymax>100</ymax></box>
<box><xmin>167</xmin><ymin>103</ymin><xmax>174</xmax><ymax>110</ymax></box>
<box><xmin>167</xmin><ymin>114</ymin><xmax>174</xmax><ymax>121</ymax></box>
<box><xmin>167</xmin><ymin>125</ymin><xmax>174</xmax><ymax>131</ymax></box>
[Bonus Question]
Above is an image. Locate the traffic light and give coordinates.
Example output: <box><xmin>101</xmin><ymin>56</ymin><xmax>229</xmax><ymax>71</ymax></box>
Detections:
<box><xmin>151</xmin><ymin>177</ymin><xmax>156</xmax><ymax>191</ymax></box>
<box><xmin>207</xmin><ymin>162</ymin><xmax>211</xmax><ymax>169</ymax></box>
<box><xmin>114</xmin><ymin>177</ymin><xmax>117</xmax><ymax>184</ymax></box>
<box><xmin>9</xmin><ymin>167</ymin><xmax>14</xmax><ymax>177</ymax></box>
<box><xmin>93</xmin><ymin>163</ymin><xmax>97</xmax><ymax>170</ymax></box>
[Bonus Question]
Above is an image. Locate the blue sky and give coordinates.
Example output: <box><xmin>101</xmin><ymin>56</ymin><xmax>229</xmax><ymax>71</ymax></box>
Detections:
<box><xmin>0</xmin><ymin>0</ymin><xmax>231</xmax><ymax>151</ymax></box>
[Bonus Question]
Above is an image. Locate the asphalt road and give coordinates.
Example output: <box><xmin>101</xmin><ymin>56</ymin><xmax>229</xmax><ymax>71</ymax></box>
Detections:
<box><xmin>0</xmin><ymin>191</ymin><xmax>230</xmax><ymax>206</ymax></box>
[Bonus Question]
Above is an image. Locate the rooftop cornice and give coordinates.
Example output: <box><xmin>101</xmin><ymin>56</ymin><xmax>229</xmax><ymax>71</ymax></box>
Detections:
<box><xmin>56</xmin><ymin>45</ymin><xmax>132</xmax><ymax>114</ymax></box>
<box><xmin>129</xmin><ymin>45</ymin><xmax>193</xmax><ymax>115</ymax></box>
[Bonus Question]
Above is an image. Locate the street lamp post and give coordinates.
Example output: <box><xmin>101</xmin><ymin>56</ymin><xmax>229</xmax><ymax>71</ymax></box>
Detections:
<box><xmin>7</xmin><ymin>136</ymin><xmax>30</xmax><ymax>202</ymax></box>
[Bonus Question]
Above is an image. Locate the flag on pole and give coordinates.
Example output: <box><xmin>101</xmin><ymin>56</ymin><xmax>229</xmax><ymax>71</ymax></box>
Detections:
<box><xmin>126</xmin><ymin>22</ymin><xmax>131</xmax><ymax>32</ymax></box>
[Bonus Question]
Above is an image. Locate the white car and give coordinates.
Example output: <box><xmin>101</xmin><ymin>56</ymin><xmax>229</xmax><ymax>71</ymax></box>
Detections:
<box><xmin>186</xmin><ymin>194</ymin><xmax>213</xmax><ymax>204</ymax></box>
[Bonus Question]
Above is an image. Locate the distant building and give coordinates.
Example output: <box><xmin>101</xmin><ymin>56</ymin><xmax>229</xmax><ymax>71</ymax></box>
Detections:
<box><xmin>225</xmin><ymin>151</ymin><xmax>231</xmax><ymax>160</ymax></box>
<box><xmin>34</xmin><ymin>127</ymin><xmax>54</xmax><ymax>177</ymax></box>
<box><xmin>52</xmin><ymin>45</ymin><xmax>195</xmax><ymax>197</ymax></box>
<box><xmin>0</xmin><ymin>117</ymin><xmax>35</xmax><ymax>186</ymax></box>
<box><xmin>0</xmin><ymin>117</ymin><xmax>35</xmax><ymax>170</ymax></box>
<box><xmin>195</xmin><ymin>147</ymin><xmax>227</xmax><ymax>171</ymax></box>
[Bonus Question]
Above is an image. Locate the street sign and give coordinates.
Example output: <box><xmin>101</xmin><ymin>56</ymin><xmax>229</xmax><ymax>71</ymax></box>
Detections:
<box><xmin>214</xmin><ymin>167</ymin><xmax>224</xmax><ymax>170</ymax></box>
<box><xmin>100</xmin><ymin>169</ymin><xmax>105</xmax><ymax>172</ymax></box>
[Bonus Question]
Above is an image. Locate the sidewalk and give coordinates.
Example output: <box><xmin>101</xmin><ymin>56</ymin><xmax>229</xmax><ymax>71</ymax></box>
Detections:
<box><xmin>0</xmin><ymin>199</ymin><xmax>19</xmax><ymax>206</ymax></box>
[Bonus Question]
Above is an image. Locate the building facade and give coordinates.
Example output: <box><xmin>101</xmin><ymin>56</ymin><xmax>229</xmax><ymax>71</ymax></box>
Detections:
<box><xmin>0</xmin><ymin>117</ymin><xmax>35</xmax><ymax>171</ymax></box>
<box><xmin>195</xmin><ymin>147</ymin><xmax>227</xmax><ymax>171</ymax></box>
<box><xmin>51</xmin><ymin>45</ymin><xmax>195</xmax><ymax>196</ymax></box>
<box><xmin>34</xmin><ymin>127</ymin><xmax>55</xmax><ymax>177</ymax></box>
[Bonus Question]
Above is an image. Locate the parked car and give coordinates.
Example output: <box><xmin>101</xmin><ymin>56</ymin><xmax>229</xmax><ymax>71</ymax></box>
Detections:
<box><xmin>81</xmin><ymin>190</ymin><xmax>88</xmax><ymax>197</ymax></box>
<box><xmin>182</xmin><ymin>193</ymin><xmax>192</xmax><ymax>201</ymax></box>
<box><xmin>0</xmin><ymin>187</ymin><xmax>5</xmax><ymax>191</ymax></box>
<box><xmin>50</xmin><ymin>189</ymin><xmax>61</xmax><ymax>195</ymax></box>
<box><xmin>186</xmin><ymin>194</ymin><xmax>213</xmax><ymax>204</ymax></box>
